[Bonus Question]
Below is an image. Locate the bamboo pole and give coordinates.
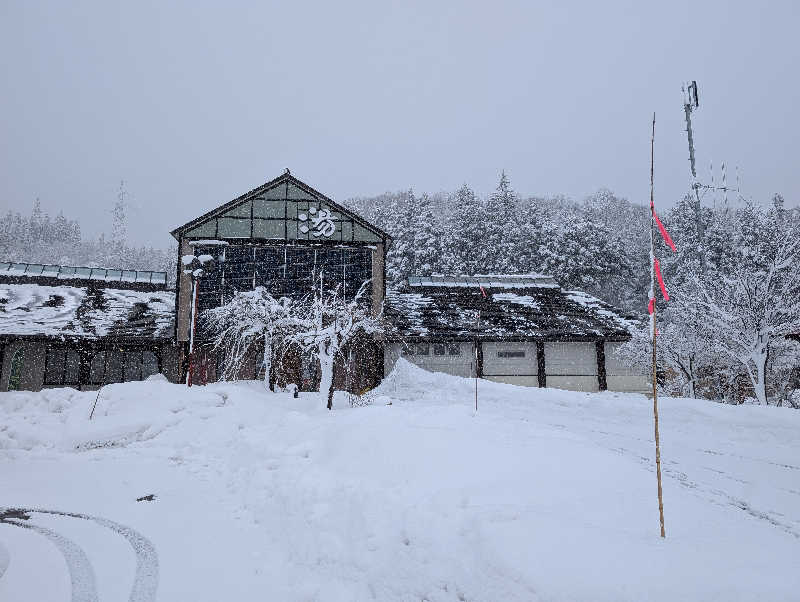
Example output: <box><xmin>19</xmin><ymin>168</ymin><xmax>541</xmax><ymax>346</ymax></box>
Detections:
<box><xmin>650</xmin><ymin>113</ymin><xmax>666</xmax><ymax>538</ymax></box>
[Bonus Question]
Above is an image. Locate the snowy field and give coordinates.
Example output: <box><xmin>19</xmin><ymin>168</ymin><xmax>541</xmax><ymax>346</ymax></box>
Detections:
<box><xmin>1</xmin><ymin>361</ymin><xmax>799</xmax><ymax>602</ymax></box>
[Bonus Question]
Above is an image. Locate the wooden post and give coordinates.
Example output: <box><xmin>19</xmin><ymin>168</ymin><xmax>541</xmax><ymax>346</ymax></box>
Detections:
<box><xmin>474</xmin><ymin>311</ymin><xmax>481</xmax><ymax>412</ymax></box>
<box><xmin>186</xmin><ymin>278</ymin><xmax>199</xmax><ymax>387</ymax></box>
<box><xmin>650</xmin><ymin>113</ymin><xmax>666</xmax><ymax>538</ymax></box>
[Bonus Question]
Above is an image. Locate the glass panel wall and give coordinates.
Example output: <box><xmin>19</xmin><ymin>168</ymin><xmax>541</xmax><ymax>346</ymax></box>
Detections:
<box><xmin>182</xmin><ymin>190</ymin><xmax>383</xmax><ymax>244</ymax></box>
<box><xmin>196</xmin><ymin>244</ymin><xmax>372</xmax><ymax>313</ymax></box>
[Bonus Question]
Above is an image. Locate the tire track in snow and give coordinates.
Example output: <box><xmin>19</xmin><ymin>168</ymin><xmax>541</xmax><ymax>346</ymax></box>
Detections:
<box><xmin>29</xmin><ymin>508</ymin><xmax>159</xmax><ymax>602</ymax></box>
<box><xmin>2</xmin><ymin>518</ymin><xmax>99</xmax><ymax>602</ymax></box>
<box><xmin>0</xmin><ymin>539</ymin><xmax>9</xmax><ymax>581</ymax></box>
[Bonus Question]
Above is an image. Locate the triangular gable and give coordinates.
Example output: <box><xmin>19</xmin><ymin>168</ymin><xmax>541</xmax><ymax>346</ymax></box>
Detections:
<box><xmin>170</xmin><ymin>171</ymin><xmax>390</xmax><ymax>244</ymax></box>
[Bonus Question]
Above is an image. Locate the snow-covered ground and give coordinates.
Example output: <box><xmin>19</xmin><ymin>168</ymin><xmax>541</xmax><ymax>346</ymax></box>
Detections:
<box><xmin>1</xmin><ymin>361</ymin><xmax>798</xmax><ymax>601</ymax></box>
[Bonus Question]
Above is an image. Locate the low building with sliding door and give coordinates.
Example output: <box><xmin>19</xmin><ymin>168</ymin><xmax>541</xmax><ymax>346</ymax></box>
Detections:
<box><xmin>384</xmin><ymin>275</ymin><xmax>646</xmax><ymax>393</ymax></box>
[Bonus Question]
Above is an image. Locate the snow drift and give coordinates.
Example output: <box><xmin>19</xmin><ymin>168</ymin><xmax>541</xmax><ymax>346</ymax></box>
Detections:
<box><xmin>1</xmin><ymin>361</ymin><xmax>799</xmax><ymax>601</ymax></box>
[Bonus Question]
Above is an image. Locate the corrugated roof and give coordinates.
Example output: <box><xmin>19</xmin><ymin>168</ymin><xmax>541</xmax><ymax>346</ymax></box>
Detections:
<box><xmin>0</xmin><ymin>262</ymin><xmax>168</xmax><ymax>286</ymax></box>
<box><xmin>408</xmin><ymin>274</ymin><xmax>559</xmax><ymax>289</ymax></box>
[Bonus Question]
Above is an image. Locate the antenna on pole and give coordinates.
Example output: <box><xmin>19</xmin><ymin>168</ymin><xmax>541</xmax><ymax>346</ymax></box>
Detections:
<box><xmin>722</xmin><ymin>162</ymin><xmax>728</xmax><ymax>206</ymax></box>
<box><xmin>682</xmin><ymin>80</ymin><xmax>706</xmax><ymax>271</ymax></box>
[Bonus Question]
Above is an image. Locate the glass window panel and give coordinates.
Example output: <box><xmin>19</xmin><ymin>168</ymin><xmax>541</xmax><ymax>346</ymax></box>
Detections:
<box><xmin>45</xmin><ymin>349</ymin><xmax>65</xmax><ymax>383</ymax></box>
<box><xmin>253</xmin><ymin>199</ymin><xmax>285</xmax><ymax>218</ymax></box>
<box><xmin>135</xmin><ymin>271</ymin><xmax>152</xmax><ymax>283</ymax></box>
<box><xmin>59</xmin><ymin>267</ymin><xmax>76</xmax><ymax>278</ymax></box>
<box><xmin>253</xmin><ymin>219</ymin><xmax>285</xmax><ymax>239</ymax></box>
<box><xmin>11</xmin><ymin>263</ymin><xmax>26</xmax><ymax>272</ymax></box>
<box><xmin>64</xmin><ymin>350</ymin><xmax>80</xmax><ymax>383</ymax></box>
<box><xmin>42</xmin><ymin>265</ymin><xmax>60</xmax><ymax>275</ymax></box>
<box><xmin>0</xmin><ymin>262</ymin><xmax>10</xmax><ymax>271</ymax></box>
<box><xmin>217</xmin><ymin>218</ymin><xmax>251</xmax><ymax>238</ymax></box>
<box><xmin>287</xmin><ymin>183</ymin><xmax>316</xmax><ymax>200</ymax></box>
<box><xmin>340</xmin><ymin>220</ymin><xmax>353</xmax><ymax>241</ymax></box>
<box><xmin>89</xmin><ymin>352</ymin><xmax>106</xmax><ymax>383</ymax></box>
<box><xmin>353</xmin><ymin>223</ymin><xmax>381</xmax><ymax>242</ymax></box>
<box><xmin>295</xmin><ymin>220</ymin><xmax>311</xmax><ymax>240</ymax></box>
<box><xmin>186</xmin><ymin>220</ymin><xmax>217</xmax><ymax>237</ymax></box>
<box><xmin>257</xmin><ymin>183</ymin><xmax>286</xmax><ymax>200</ymax></box>
<box><xmin>498</xmin><ymin>350</ymin><xmax>525</xmax><ymax>358</ymax></box>
<box><xmin>25</xmin><ymin>264</ymin><xmax>44</xmax><ymax>275</ymax></box>
<box><xmin>124</xmin><ymin>351</ymin><xmax>142</xmax><ymax>381</ymax></box>
<box><xmin>75</xmin><ymin>267</ymin><xmax>91</xmax><ymax>277</ymax></box>
<box><xmin>105</xmin><ymin>269</ymin><xmax>122</xmax><ymax>280</ymax></box>
<box><xmin>223</xmin><ymin>201</ymin><xmax>251</xmax><ymax>218</ymax></box>
<box><xmin>89</xmin><ymin>268</ymin><xmax>107</xmax><ymax>280</ymax></box>
<box><xmin>106</xmin><ymin>352</ymin><xmax>124</xmax><ymax>383</ymax></box>
<box><xmin>142</xmin><ymin>351</ymin><xmax>159</xmax><ymax>378</ymax></box>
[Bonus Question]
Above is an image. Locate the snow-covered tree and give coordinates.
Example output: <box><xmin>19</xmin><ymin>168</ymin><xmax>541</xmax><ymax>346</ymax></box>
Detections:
<box><xmin>484</xmin><ymin>171</ymin><xmax>518</xmax><ymax>274</ymax></box>
<box><xmin>109</xmin><ymin>180</ymin><xmax>128</xmax><ymax>267</ymax></box>
<box><xmin>440</xmin><ymin>184</ymin><xmax>488</xmax><ymax>275</ymax></box>
<box><xmin>411</xmin><ymin>193</ymin><xmax>441</xmax><ymax>275</ymax></box>
<box><xmin>204</xmin><ymin>287</ymin><xmax>298</xmax><ymax>387</ymax></box>
<box><xmin>683</xmin><ymin>228</ymin><xmax>800</xmax><ymax>405</ymax></box>
<box><xmin>286</xmin><ymin>281</ymin><xmax>382</xmax><ymax>409</ymax></box>
<box><xmin>616</xmin><ymin>309</ymin><xmax>713</xmax><ymax>398</ymax></box>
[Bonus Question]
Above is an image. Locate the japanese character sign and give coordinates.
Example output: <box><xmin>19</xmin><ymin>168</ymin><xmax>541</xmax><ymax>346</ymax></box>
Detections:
<box><xmin>299</xmin><ymin>206</ymin><xmax>336</xmax><ymax>237</ymax></box>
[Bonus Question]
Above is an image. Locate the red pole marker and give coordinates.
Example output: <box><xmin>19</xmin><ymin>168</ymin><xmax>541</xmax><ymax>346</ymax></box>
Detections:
<box><xmin>654</xmin><ymin>258</ymin><xmax>669</xmax><ymax>301</ymax></box>
<box><xmin>653</xmin><ymin>210</ymin><xmax>677</xmax><ymax>252</ymax></box>
<box><xmin>648</xmin><ymin>297</ymin><xmax>655</xmax><ymax>314</ymax></box>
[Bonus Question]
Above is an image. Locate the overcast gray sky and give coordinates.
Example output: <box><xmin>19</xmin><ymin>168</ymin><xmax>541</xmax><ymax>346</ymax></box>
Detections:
<box><xmin>1</xmin><ymin>1</ymin><xmax>797</xmax><ymax>248</ymax></box>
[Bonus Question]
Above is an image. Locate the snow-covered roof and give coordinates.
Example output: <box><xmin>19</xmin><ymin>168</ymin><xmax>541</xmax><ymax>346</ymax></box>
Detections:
<box><xmin>408</xmin><ymin>274</ymin><xmax>559</xmax><ymax>289</ymax></box>
<box><xmin>0</xmin><ymin>283</ymin><xmax>175</xmax><ymax>340</ymax></box>
<box><xmin>0</xmin><ymin>262</ymin><xmax>168</xmax><ymax>287</ymax></box>
<box><xmin>386</xmin><ymin>278</ymin><xmax>637</xmax><ymax>340</ymax></box>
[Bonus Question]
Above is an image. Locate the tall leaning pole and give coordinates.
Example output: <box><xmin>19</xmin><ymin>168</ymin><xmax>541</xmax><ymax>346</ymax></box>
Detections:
<box><xmin>649</xmin><ymin>113</ymin><xmax>666</xmax><ymax>538</ymax></box>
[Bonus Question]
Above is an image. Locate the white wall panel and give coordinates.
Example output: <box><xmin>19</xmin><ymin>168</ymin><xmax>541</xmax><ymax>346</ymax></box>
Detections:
<box><xmin>547</xmin><ymin>375</ymin><xmax>600</xmax><ymax>392</ymax></box>
<box><xmin>482</xmin><ymin>342</ymin><xmax>538</xmax><ymax>377</ymax></box>
<box><xmin>604</xmin><ymin>342</ymin><xmax>643</xmax><ymax>375</ymax></box>
<box><xmin>384</xmin><ymin>342</ymin><xmax>473</xmax><ymax>378</ymax></box>
<box><xmin>544</xmin><ymin>342</ymin><xmax>597</xmax><ymax>376</ymax></box>
<box><xmin>606</xmin><ymin>375</ymin><xmax>649</xmax><ymax>392</ymax></box>
<box><xmin>484</xmin><ymin>375</ymin><xmax>539</xmax><ymax>387</ymax></box>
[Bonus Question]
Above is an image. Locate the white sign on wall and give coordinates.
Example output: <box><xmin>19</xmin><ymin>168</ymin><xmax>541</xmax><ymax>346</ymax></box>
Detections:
<box><xmin>299</xmin><ymin>207</ymin><xmax>336</xmax><ymax>237</ymax></box>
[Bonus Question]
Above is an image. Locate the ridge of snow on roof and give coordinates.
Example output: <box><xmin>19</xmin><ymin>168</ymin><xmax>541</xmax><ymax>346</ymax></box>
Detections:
<box><xmin>0</xmin><ymin>283</ymin><xmax>175</xmax><ymax>339</ymax></box>
<box><xmin>386</xmin><ymin>277</ymin><xmax>636</xmax><ymax>340</ymax></box>
<box><xmin>408</xmin><ymin>274</ymin><xmax>559</xmax><ymax>289</ymax></box>
<box><xmin>0</xmin><ymin>261</ymin><xmax>167</xmax><ymax>286</ymax></box>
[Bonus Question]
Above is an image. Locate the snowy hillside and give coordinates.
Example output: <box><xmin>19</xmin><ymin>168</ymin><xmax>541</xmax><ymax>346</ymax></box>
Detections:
<box><xmin>1</xmin><ymin>362</ymin><xmax>799</xmax><ymax>601</ymax></box>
